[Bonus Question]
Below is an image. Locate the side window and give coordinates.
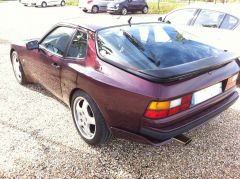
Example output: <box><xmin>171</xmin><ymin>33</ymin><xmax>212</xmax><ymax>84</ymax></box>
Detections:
<box><xmin>41</xmin><ymin>26</ymin><xmax>75</xmax><ymax>56</ymax></box>
<box><xmin>67</xmin><ymin>31</ymin><xmax>88</xmax><ymax>59</ymax></box>
<box><xmin>193</xmin><ymin>10</ymin><xmax>225</xmax><ymax>28</ymax></box>
<box><xmin>164</xmin><ymin>9</ymin><xmax>197</xmax><ymax>25</ymax></box>
<box><xmin>220</xmin><ymin>15</ymin><xmax>238</xmax><ymax>30</ymax></box>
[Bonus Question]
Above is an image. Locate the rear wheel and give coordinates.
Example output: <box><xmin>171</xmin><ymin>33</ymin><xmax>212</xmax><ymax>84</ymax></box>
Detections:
<box><xmin>91</xmin><ymin>5</ymin><xmax>99</xmax><ymax>13</ymax></box>
<box><xmin>71</xmin><ymin>91</ymin><xmax>111</xmax><ymax>145</ymax></box>
<box><xmin>142</xmin><ymin>6</ymin><xmax>148</xmax><ymax>14</ymax></box>
<box><xmin>41</xmin><ymin>1</ymin><xmax>47</xmax><ymax>7</ymax></box>
<box><xmin>11</xmin><ymin>51</ymin><xmax>27</xmax><ymax>85</ymax></box>
<box><xmin>60</xmin><ymin>0</ymin><xmax>65</xmax><ymax>6</ymax></box>
<box><xmin>121</xmin><ymin>7</ymin><xmax>127</xmax><ymax>15</ymax></box>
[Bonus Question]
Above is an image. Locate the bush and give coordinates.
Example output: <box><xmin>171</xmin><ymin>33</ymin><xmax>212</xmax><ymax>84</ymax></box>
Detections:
<box><xmin>148</xmin><ymin>2</ymin><xmax>187</xmax><ymax>14</ymax></box>
<box><xmin>66</xmin><ymin>0</ymin><xmax>186</xmax><ymax>14</ymax></box>
<box><xmin>66</xmin><ymin>0</ymin><xmax>78</xmax><ymax>6</ymax></box>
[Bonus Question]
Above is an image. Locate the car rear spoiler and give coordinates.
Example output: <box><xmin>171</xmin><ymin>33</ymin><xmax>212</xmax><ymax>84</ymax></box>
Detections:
<box><xmin>138</xmin><ymin>52</ymin><xmax>240</xmax><ymax>83</ymax></box>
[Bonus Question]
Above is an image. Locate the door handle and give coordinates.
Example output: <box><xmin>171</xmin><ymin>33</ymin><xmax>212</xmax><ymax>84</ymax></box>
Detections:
<box><xmin>51</xmin><ymin>62</ymin><xmax>60</xmax><ymax>69</ymax></box>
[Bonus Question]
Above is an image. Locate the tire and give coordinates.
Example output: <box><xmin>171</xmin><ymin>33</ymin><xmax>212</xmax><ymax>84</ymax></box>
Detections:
<box><xmin>11</xmin><ymin>51</ymin><xmax>27</xmax><ymax>85</ymax></box>
<box><xmin>82</xmin><ymin>9</ymin><xmax>88</xmax><ymax>13</ymax></box>
<box><xmin>60</xmin><ymin>0</ymin><xmax>65</xmax><ymax>6</ymax></box>
<box><xmin>142</xmin><ymin>6</ymin><xmax>148</xmax><ymax>14</ymax></box>
<box><xmin>121</xmin><ymin>7</ymin><xmax>127</xmax><ymax>15</ymax></box>
<box><xmin>91</xmin><ymin>5</ymin><xmax>99</xmax><ymax>13</ymax></box>
<box><xmin>71</xmin><ymin>90</ymin><xmax>111</xmax><ymax>145</ymax></box>
<box><xmin>41</xmin><ymin>1</ymin><xmax>47</xmax><ymax>7</ymax></box>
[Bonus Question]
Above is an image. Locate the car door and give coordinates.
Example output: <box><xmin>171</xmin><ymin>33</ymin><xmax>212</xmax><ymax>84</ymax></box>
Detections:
<box><xmin>128</xmin><ymin>0</ymin><xmax>138</xmax><ymax>11</ymax></box>
<box><xmin>34</xmin><ymin>26</ymin><xmax>76</xmax><ymax>99</ymax></box>
<box><xmin>163</xmin><ymin>8</ymin><xmax>198</xmax><ymax>25</ymax></box>
<box><xmin>60</xmin><ymin>29</ymin><xmax>89</xmax><ymax>103</ymax></box>
<box><xmin>98</xmin><ymin>0</ymin><xmax>112</xmax><ymax>11</ymax></box>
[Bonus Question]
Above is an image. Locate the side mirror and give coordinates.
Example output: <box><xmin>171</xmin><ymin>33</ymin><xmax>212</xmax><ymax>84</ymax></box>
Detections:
<box><xmin>26</xmin><ymin>40</ymin><xmax>39</xmax><ymax>50</ymax></box>
<box><xmin>158</xmin><ymin>17</ymin><xmax>163</xmax><ymax>22</ymax></box>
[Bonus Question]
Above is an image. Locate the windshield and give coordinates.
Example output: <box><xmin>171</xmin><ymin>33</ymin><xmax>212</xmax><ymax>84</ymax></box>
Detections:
<box><xmin>97</xmin><ymin>23</ymin><xmax>224</xmax><ymax>71</ymax></box>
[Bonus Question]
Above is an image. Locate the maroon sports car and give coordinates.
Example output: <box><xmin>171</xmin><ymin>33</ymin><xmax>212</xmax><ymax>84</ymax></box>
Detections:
<box><xmin>10</xmin><ymin>19</ymin><xmax>239</xmax><ymax>146</ymax></box>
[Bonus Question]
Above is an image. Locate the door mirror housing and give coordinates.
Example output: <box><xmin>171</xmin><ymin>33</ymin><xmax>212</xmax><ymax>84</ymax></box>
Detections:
<box><xmin>26</xmin><ymin>40</ymin><xmax>39</xmax><ymax>50</ymax></box>
<box><xmin>158</xmin><ymin>17</ymin><xmax>163</xmax><ymax>22</ymax></box>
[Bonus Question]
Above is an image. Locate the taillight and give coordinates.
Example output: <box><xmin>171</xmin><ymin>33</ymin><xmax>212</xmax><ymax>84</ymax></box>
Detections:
<box><xmin>225</xmin><ymin>73</ymin><xmax>238</xmax><ymax>91</ymax></box>
<box><xmin>87</xmin><ymin>0</ymin><xmax>93</xmax><ymax>4</ymax></box>
<box><xmin>145</xmin><ymin>94</ymin><xmax>192</xmax><ymax>119</ymax></box>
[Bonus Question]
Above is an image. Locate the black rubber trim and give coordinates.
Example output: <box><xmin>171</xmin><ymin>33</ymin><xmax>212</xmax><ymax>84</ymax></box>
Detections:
<box><xmin>141</xmin><ymin>91</ymin><xmax>239</xmax><ymax>140</ymax></box>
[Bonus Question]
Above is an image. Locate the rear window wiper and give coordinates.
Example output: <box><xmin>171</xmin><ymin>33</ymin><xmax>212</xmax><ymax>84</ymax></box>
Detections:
<box><xmin>121</xmin><ymin>29</ymin><xmax>161</xmax><ymax>66</ymax></box>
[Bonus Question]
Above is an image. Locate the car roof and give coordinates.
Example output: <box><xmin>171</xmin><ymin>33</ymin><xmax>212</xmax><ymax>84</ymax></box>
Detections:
<box><xmin>59</xmin><ymin>16</ymin><xmax>159</xmax><ymax>32</ymax></box>
<box><xmin>176</xmin><ymin>3</ymin><xmax>240</xmax><ymax>18</ymax></box>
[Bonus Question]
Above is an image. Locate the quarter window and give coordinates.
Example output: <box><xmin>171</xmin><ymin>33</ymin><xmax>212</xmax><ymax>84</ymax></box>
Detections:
<box><xmin>67</xmin><ymin>31</ymin><xmax>88</xmax><ymax>59</ymax></box>
<box><xmin>193</xmin><ymin>10</ymin><xmax>225</xmax><ymax>28</ymax></box>
<box><xmin>41</xmin><ymin>26</ymin><xmax>75</xmax><ymax>56</ymax></box>
<box><xmin>220</xmin><ymin>15</ymin><xmax>238</xmax><ymax>30</ymax></box>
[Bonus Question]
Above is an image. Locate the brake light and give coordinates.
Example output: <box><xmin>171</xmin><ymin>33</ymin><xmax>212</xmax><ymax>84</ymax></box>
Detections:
<box><xmin>87</xmin><ymin>0</ymin><xmax>93</xmax><ymax>4</ymax></box>
<box><xmin>145</xmin><ymin>94</ymin><xmax>192</xmax><ymax>119</ymax></box>
<box><xmin>225</xmin><ymin>73</ymin><xmax>238</xmax><ymax>91</ymax></box>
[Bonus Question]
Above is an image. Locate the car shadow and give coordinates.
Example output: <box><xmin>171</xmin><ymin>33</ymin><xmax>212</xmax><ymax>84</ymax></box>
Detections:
<box><xmin>24</xmin><ymin>83</ymin><xmax>69</xmax><ymax>108</ymax></box>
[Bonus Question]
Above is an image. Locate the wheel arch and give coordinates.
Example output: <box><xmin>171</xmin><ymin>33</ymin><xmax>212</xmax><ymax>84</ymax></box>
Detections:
<box><xmin>69</xmin><ymin>87</ymin><xmax>112</xmax><ymax>129</ymax></box>
<box><xmin>10</xmin><ymin>48</ymin><xmax>15</xmax><ymax>61</ymax></box>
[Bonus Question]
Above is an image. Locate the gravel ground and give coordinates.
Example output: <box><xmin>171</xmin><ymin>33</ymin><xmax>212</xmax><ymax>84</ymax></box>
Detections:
<box><xmin>0</xmin><ymin>40</ymin><xmax>240</xmax><ymax>178</ymax></box>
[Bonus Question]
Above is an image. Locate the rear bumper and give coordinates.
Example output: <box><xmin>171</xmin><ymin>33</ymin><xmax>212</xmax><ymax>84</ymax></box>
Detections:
<box><xmin>111</xmin><ymin>90</ymin><xmax>238</xmax><ymax>145</ymax></box>
<box><xmin>79</xmin><ymin>4</ymin><xmax>92</xmax><ymax>11</ymax></box>
<box><xmin>141</xmin><ymin>91</ymin><xmax>238</xmax><ymax>141</ymax></box>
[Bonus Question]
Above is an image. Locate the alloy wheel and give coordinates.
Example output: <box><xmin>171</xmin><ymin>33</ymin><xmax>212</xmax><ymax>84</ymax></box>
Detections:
<box><xmin>143</xmin><ymin>6</ymin><xmax>148</xmax><ymax>14</ymax></box>
<box><xmin>73</xmin><ymin>97</ymin><xmax>96</xmax><ymax>140</ymax></box>
<box><xmin>12</xmin><ymin>52</ymin><xmax>22</xmax><ymax>82</ymax></box>
<box><xmin>92</xmin><ymin>6</ymin><xmax>99</xmax><ymax>13</ymax></box>
<box><xmin>121</xmin><ymin>8</ymin><xmax>127</xmax><ymax>15</ymax></box>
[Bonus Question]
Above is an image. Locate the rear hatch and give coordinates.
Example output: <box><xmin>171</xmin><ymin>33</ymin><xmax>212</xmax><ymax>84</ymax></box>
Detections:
<box><xmin>97</xmin><ymin>23</ymin><xmax>240</xmax><ymax>83</ymax></box>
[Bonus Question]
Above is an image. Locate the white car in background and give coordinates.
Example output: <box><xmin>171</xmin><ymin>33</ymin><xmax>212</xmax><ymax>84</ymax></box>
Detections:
<box><xmin>158</xmin><ymin>4</ymin><xmax>240</xmax><ymax>55</ymax></box>
<box><xmin>158</xmin><ymin>3</ymin><xmax>240</xmax><ymax>83</ymax></box>
<box><xmin>79</xmin><ymin>0</ymin><xmax>113</xmax><ymax>13</ymax></box>
<box><xmin>21</xmin><ymin>0</ymin><xmax>66</xmax><ymax>7</ymax></box>
<box><xmin>158</xmin><ymin>4</ymin><xmax>240</xmax><ymax>31</ymax></box>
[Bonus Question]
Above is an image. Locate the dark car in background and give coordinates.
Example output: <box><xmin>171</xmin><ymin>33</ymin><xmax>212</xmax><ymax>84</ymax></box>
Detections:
<box><xmin>10</xmin><ymin>18</ymin><xmax>239</xmax><ymax>146</ymax></box>
<box><xmin>107</xmin><ymin>0</ymin><xmax>148</xmax><ymax>15</ymax></box>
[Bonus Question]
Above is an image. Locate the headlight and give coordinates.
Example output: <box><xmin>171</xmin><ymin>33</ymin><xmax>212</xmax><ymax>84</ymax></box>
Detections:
<box><xmin>115</xmin><ymin>4</ymin><xmax>119</xmax><ymax>8</ymax></box>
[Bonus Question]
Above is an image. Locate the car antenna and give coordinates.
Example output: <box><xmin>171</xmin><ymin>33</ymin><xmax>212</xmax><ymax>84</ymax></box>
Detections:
<box><xmin>128</xmin><ymin>17</ymin><xmax>132</xmax><ymax>27</ymax></box>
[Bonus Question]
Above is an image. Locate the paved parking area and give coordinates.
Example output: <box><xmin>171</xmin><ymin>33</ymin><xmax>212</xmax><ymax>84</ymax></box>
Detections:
<box><xmin>0</xmin><ymin>1</ymin><xmax>240</xmax><ymax>178</ymax></box>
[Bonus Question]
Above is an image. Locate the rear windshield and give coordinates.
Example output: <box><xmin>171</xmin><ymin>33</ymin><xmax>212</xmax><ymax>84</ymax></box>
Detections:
<box><xmin>96</xmin><ymin>23</ymin><xmax>224</xmax><ymax>70</ymax></box>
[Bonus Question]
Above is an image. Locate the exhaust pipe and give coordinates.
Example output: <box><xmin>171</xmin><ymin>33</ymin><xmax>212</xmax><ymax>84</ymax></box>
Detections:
<box><xmin>173</xmin><ymin>134</ymin><xmax>192</xmax><ymax>145</ymax></box>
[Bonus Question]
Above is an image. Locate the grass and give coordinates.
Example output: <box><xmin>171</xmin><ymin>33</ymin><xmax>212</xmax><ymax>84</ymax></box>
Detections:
<box><xmin>66</xmin><ymin>0</ymin><xmax>78</xmax><ymax>6</ymax></box>
<box><xmin>148</xmin><ymin>2</ymin><xmax>187</xmax><ymax>14</ymax></box>
<box><xmin>66</xmin><ymin>0</ymin><xmax>186</xmax><ymax>14</ymax></box>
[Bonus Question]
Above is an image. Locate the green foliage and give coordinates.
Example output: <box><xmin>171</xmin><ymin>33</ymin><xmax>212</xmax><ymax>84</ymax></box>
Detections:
<box><xmin>148</xmin><ymin>2</ymin><xmax>187</xmax><ymax>14</ymax></box>
<box><xmin>66</xmin><ymin>0</ymin><xmax>78</xmax><ymax>6</ymax></box>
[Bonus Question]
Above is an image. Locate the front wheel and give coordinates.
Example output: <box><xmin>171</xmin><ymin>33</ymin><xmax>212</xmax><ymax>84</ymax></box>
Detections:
<box><xmin>142</xmin><ymin>6</ymin><xmax>148</xmax><ymax>14</ymax></box>
<box><xmin>60</xmin><ymin>0</ymin><xmax>65</xmax><ymax>6</ymax></box>
<box><xmin>11</xmin><ymin>51</ymin><xmax>27</xmax><ymax>85</ymax></box>
<box><xmin>121</xmin><ymin>7</ymin><xmax>128</xmax><ymax>15</ymax></box>
<box><xmin>91</xmin><ymin>5</ymin><xmax>99</xmax><ymax>13</ymax></box>
<box><xmin>71</xmin><ymin>91</ymin><xmax>111</xmax><ymax>145</ymax></box>
<box><xmin>41</xmin><ymin>1</ymin><xmax>47</xmax><ymax>7</ymax></box>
